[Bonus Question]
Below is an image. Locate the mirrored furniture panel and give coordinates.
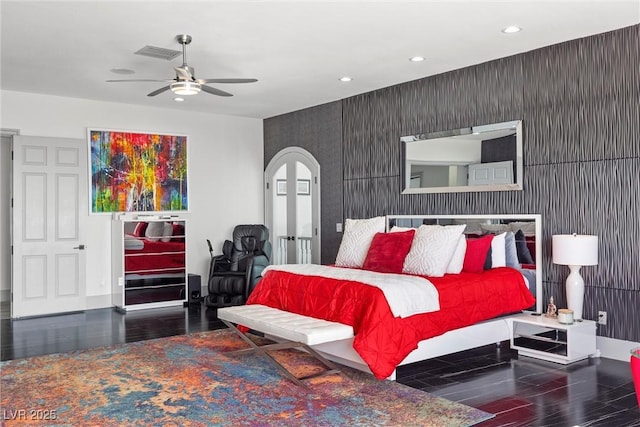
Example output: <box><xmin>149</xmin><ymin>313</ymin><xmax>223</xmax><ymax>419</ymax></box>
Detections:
<box><xmin>112</xmin><ymin>214</ymin><xmax>187</xmax><ymax>311</ymax></box>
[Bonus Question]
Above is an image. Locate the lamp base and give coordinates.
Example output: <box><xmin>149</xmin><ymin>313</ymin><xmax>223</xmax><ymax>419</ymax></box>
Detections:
<box><xmin>566</xmin><ymin>265</ymin><xmax>584</xmax><ymax>320</ymax></box>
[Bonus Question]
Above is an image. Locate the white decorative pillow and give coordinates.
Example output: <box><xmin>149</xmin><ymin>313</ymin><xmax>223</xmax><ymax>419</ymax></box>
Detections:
<box><xmin>403</xmin><ymin>224</ymin><xmax>466</xmax><ymax>277</ymax></box>
<box><xmin>491</xmin><ymin>232</ymin><xmax>507</xmax><ymax>268</ymax></box>
<box><xmin>390</xmin><ymin>226</ymin><xmax>413</xmax><ymax>233</ymax></box>
<box><xmin>446</xmin><ymin>235</ymin><xmax>467</xmax><ymax>274</ymax></box>
<box><xmin>145</xmin><ymin>221</ymin><xmax>165</xmax><ymax>242</ymax></box>
<box><xmin>160</xmin><ymin>222</ymin><xmax>173</xmax><ymax>242</ymax></box>
<box><xmin>335</xmin><ymin>216</ymin><xmax>386</xmax><ymax>268</ymax></box>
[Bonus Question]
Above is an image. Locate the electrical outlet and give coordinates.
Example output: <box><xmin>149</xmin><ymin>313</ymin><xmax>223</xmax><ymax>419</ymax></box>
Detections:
<box><xmin>598</xmin><ymin>311</ymin><xmax>607</xmax><ymax>325</ymax></box>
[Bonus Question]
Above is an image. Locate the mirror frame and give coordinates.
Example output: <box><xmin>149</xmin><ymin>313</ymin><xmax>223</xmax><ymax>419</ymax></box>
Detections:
<box><xmin>400</xmin><ymin>120</ymin><xmax>523</xmax><ymax>194</ymax></box>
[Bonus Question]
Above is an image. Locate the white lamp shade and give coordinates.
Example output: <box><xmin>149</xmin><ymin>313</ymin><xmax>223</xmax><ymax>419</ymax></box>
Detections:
<box><xmin>552</xmin><ymin>234</ymin><xmax>598</xmax><ymax>266</ymax></box>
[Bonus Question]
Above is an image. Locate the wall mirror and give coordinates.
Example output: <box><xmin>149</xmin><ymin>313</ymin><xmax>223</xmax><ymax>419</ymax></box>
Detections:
<box><xmin>400</xmin><ymin>120</ymin><xmax>523</xmax><ymax>194</ymax></box>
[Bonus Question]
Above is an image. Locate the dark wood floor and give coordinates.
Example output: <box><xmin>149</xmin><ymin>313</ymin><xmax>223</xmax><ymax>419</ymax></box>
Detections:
<box><xmin>2</xmin><ymin>304</ymin><xmax>639</xmax><ymax>427</ymax></box>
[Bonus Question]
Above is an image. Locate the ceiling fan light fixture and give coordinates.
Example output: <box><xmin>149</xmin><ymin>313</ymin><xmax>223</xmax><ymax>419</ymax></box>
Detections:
<box><xmin>170</xmin><ymin>81</ymin><xmax>201</xmax><ymax>95</ymax></box>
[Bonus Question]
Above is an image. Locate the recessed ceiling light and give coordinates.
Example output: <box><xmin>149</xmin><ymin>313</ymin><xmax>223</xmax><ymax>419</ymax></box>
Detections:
<box><xmin>339</xmin><ymin>76</ymin><xmax>352</xmax><ymax>82</ymax></box>
<box><xmin>173</xmin><ymin>97</ymin><xmax>185</xmax><ymax>102</ymax></box>
<box><xmin>409</xmin><ymin>56</ymin><xmax>425</xmax><ymax>62</ymax></box>
<box><xmin>110</xmin><ymin>68</ymin><xmax>135</xmax><ymax>75</ymax></box>
<box><xmin>502</xmin><ymin>26</ymin><xmax>522</xmax><ymax>34</ymax></box>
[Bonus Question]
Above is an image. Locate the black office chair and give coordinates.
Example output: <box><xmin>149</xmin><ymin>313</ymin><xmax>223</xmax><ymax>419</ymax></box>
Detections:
<box><xmin>205</xmin><ymin>224</ymin><xmax>272</xmax><ymax>308</ymax></box>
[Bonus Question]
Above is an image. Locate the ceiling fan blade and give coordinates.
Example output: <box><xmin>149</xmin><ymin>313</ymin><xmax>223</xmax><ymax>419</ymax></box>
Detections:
<box><xmin>107</xmin><ymin>79</ymin><xmax>174</xmax><ymax>82</ymax></box>
<box><xmin>147</xmin><ymin>86</ymin><xmax>171</xmax><ymax>97</ymax></box>
<box><xmin>201</xmin><ymin>85</ymin><xmax>233</xmax><ymax>97</ymax></box>
<box><xmin>199</xmin><ymin>78</ymin><xmax>258</xmax><ymax>84</ymax></box>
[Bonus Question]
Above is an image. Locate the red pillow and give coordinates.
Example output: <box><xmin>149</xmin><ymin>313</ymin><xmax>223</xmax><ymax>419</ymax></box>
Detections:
<box><xmin>463</xmin><ymin>235</ymin><xmax>494</xmax><ymax>273</ymax></box>
<box><xmin>133</xmin><ymin>222</ymin><xmax>148</xmax><ymax>237</ymax></box>
<box><xmin>172</xmin><ymin>223</ymin><xmax>185</xmax><ymax>242</ymax></box>
<box><xmin>363</xmin><ymin>230</ymin><xmax>415</xmax><ymax>274</ymax></box>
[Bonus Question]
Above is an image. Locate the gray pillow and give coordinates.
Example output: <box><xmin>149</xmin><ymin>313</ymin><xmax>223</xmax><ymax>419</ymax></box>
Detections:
<box><xmin>504</xmin><ymin>231</ymin><xmax>521</xmax><ymax>269</ymax></box>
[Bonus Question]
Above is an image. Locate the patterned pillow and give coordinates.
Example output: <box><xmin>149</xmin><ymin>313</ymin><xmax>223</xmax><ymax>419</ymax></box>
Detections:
<box><xmin>403</xmin><ymin>224</ymin><xmax>466</xmax><ymax>277</ymax></box>
<box><xmin>335</xmin><ymin>216</ymin><xmax>386</xmax><ymax>268</ymax></box>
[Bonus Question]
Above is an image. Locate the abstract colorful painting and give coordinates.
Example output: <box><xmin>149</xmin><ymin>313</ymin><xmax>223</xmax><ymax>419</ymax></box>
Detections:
<box><xmin>89</xmin><ymin>129</ymin><xmax>188</xmax><ymax>213</ymax></box>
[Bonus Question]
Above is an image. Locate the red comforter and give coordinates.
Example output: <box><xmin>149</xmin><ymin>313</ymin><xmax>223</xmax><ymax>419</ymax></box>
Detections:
<box><xmin>246</xmin><ymin>267</ymin><xmax>535</xmax><ymax>379</ymax></box>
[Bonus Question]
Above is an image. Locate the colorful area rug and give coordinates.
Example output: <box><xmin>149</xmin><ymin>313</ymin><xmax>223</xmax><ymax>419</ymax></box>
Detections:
<box><xmin>1</xmin><ymin>329</ymin><xmax>494</xmax><ymax>426</ymax></box>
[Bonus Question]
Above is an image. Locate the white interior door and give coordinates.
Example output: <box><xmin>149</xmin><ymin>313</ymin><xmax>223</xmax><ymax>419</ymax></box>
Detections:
<box><xmin>468</xmin><ymin>160</ymin><xmax>514</xmax><ymax>186</ymax></box>
<box><xmin>265</xmin><ymin>148</ymin><xmax>320</xmax><ymax>265</ymax></box>
<box><xmin>12</xmin><ymin>136</ymin><xmax>87</xmax><ymax>318</ymax></box>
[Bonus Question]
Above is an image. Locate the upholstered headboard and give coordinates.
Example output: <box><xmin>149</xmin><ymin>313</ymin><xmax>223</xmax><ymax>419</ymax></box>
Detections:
<box><xmin>386</xmin><ymin>214</ymin><xmax>543</xmax><ymax>313</ymax></box>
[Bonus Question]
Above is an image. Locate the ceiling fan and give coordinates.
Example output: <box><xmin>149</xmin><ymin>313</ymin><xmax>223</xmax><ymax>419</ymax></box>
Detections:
<box><xmin>107</xmin><ymin>34</ymin><xmax>257</xmax><ymax>97</ymax></box>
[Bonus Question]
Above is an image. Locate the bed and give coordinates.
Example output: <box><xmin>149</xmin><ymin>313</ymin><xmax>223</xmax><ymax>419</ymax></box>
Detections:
<box><xmin>245</xmin><ymin>214</ymin><xmax>542</xmax><ymax>380</ymax></box>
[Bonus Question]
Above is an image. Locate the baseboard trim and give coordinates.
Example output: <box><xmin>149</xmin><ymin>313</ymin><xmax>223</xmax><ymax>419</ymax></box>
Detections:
<box><xmin>597</xmin><ymin>336</ymin><xmax>639</xmax><ymax>362</ymax></box>
<box><xmin>86</xmin><ymin>294</ymin><xmax>113</xmax><ymax>310</ymax></box>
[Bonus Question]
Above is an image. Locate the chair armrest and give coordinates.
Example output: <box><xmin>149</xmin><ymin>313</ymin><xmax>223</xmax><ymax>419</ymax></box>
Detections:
<box><xmin>211</xmin><ymin>254</ymin><xmax>231</xmax><ymax>272</ymax></box>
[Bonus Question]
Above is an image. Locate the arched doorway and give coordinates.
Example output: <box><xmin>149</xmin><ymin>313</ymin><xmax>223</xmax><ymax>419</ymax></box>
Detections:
<box><xmin>265</xmin><ymin>147</ymin><xmax>320</xmax><ymax>265</ymax></box>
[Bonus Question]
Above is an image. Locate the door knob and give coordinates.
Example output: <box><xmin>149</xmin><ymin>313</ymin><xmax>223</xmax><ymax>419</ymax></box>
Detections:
<box><xmin>73</xmin><ymin>244</ymin><xmax>85</xmax><ymax>250</ymax></box>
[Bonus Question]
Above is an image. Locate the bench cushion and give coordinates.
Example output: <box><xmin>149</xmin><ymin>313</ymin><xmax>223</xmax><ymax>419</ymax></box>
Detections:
<box><xmin>218</xmin><ymin>304</ymin><xmax>354</xmax><ymax>346</ymax></box>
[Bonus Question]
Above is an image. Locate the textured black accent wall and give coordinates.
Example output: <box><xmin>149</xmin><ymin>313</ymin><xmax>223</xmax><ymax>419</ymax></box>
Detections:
<box><xmin>264</xmin><ymin>24</ymin><xmax>640</xmax><ymax>342</ymax></box>
<box><xmin>263</xmin><ymin>101</ymin><xmax>343</xmax><ymax>265</ymax></box>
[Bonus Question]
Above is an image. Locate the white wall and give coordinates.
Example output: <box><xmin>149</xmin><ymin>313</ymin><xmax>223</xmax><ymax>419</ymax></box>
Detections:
<box><xmin>1</xmin><ymin>90</ymin><xmax>264</xmax><ymax>307</ymax></box>
<box><xmin>406</xmin><ymin>137</ymin><xmax>481</xmax><ymax>163</ymax></box>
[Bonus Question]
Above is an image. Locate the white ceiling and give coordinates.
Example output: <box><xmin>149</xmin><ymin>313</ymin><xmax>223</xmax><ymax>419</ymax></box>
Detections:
<box><xmin>1</xmin><ymin>1</ymin><xmax>638</xmax><ymax>119</ymax></box>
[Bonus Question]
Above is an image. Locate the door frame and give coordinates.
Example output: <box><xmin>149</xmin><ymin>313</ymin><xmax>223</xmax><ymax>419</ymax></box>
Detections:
<box><xmin>265</xmin><ymin>147</ymin><xmax>321</xmax><ymax>264</ymax></box>
<box><xmin>1</xmin><ymin>129</ymin><xmax>19</xmax><ymax>315</ymax></box>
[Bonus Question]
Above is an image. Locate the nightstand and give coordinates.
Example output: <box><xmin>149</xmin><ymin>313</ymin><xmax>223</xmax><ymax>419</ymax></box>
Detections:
<box><xmin>509</xmin><ymin>313</ymin><xmax>597</xmax><ymax>364</ymax></box>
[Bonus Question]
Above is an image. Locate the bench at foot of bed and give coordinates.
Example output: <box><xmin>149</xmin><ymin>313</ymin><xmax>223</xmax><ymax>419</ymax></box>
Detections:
<box><xmin>217</xmin><ymin>304</ymin><xmax>354</xmax><ymax>388</ymax></box>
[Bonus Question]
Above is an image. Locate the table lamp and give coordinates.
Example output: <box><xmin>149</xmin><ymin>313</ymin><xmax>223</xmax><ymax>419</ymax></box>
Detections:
<box><xmin>552</xmin><ymin>234</ymin><xmax>598</xmax><ymax>320</ymax></box>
